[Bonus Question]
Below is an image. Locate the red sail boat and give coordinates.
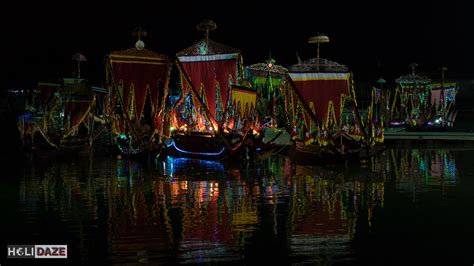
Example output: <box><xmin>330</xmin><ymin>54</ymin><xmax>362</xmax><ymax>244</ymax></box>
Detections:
<box><xmin>18</xmin><ymin>54</ymin><xmax>104</xmax><ymax>158</ymax></box>
<box><xmin>286</xmin><ymin>34</ymin><xmax>383</xmax><ymax>164</ymax></box>
<box><xmin>105</xmin><ymin>27</ymin><xmax>172</xmax><ymax>160</ymax></box>
<box><xmin>164</xmin><ymin>20</ymin><xmax>260</xmax><ymax>160</ymax></box>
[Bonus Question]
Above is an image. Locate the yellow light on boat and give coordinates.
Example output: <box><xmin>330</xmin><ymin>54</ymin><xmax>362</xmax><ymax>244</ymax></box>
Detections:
<box><xmin>170</xmin><ymin>126</ymin><xmax>176</xmax><ymax>131</ymax></box>
<box><xmin>253</xmin><ymin>129</ymin><xmax>258</xmax><ymax>135</ymax></box>
<box><xmin>208</xmin><ymin>126</ymin><xmax>213</xmax><ymax>131</ymax></box>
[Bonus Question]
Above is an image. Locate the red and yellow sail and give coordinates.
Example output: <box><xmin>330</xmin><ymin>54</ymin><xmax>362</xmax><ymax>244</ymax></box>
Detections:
<box><xmin>289</xmin><ymin>72</ymin><xmax>351</xmax><ymax>128</ymax></box>
<box><xmin>107</xmin><ymin>48</ymin><xmax>171</xmax><ymax>134</ymax></box>
<box><xmin>176</xmin><ymin>39</ymin><xmax>240</xmax><ymax>127</ymax></box>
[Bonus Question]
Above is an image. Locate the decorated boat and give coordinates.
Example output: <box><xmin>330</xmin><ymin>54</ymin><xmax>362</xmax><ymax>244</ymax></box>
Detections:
<box><xmin>391</xmin><ymin>64</ymin><xmax>457</xmax><ymax>131</ymax></box>
<box><xmin>164</xmin><ymin>20</ymin><xmax>261</xmax><ymax>160</ymax></box>
<box><xmin>246</xmin><ymin>56</ymin><xmax>289</xmax><ymax>128</ymax></box>
<box><xmin>285</xmin><ymin>34</ymin><xmax>383</xmax><ymax>164</ymax></box>
<box><xmin>17</xmin><ymin>54</ymin><xmax>106</xmax><ymax>158</ymax></box>
<box><xmin>105</xmin><ymin>27</ymin><xmax>172</xmax><ymax>160</ymax></box>
<box><xmin>245</xmin><ymin>56</ymin><xmax>290</xmax><ymax>150</ymax></box>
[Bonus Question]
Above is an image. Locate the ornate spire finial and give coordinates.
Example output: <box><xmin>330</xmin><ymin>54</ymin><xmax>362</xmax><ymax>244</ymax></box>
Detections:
<box><xmin>377</xmin><ymin>77</ymin><xmax>386</xmax><ymax>84</ymax></box>
<box><xmin>197</xmin><ymin>19</ymin><xmax>217</xmax><ymax>42</ymax></box>
<box><xmin>72</xmin><ymin>53</ymin><xmax>87</xmax><ymax>78</ymax></box>
<box><xmin>265</xmin><ymin>52</ymin><xmax>275</xmax><ymax>68</ymax></box>
<box><xmin>377</xmin><ymin>77</ymin><xmax>386</xmax><ymax>90</ymax></box>
<box><xmin>308</xmin><ymin>33</ymin><xmax>329</xmax><ymax>71</ymax></box>
<box><xmin>132</xmin><ymin>26</ymin><xmax>147</xmax><ymax>50</ymax></box>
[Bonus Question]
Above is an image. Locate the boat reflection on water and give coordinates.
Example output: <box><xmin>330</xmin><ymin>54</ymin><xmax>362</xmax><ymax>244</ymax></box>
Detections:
<box><xmin>116</xmin><ymin>158</ymin><xmax>142</xmax><ymax>188</ymax></box>
<box><xmin>283</xmin><ymin>159</ymin><xmax>385</xmax><ymax>263</ymax></box>
<box><xmin>107</xmin><ymin>158</ymin><xmax>173</xmax><ymax>264</ymax></box>
<box><xmin>157</xmin><ymin>156</ymin><xmax>226</xmax><ymax>179</ymax></box>
<box><xmin>122</xmin><ymin>156</ymin><xmax>389</xmax><ymax>264</ymax></box>
<box><xmin>18</xmin><ymin>155</ymin><xmax>103</xmax><ymax>262</ymax></box>
<box><xmin>155</xmin><ymin>156</ymin><xmax>256</xmax><ymax>263</ymax></box>
<box><xmin>387</xmin><ymin>148</ymin><xmax>457</xmax><ymax>198</ymax></box>
<box><xmin>14</xmin><ymin>148</ymin><xmax>460</xmax><ymax>264</ymax></box>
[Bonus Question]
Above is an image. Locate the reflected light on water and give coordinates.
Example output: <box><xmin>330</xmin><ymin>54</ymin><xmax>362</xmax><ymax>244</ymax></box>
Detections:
<box><xmin>12</xmin><ymin>148</ymin><xmax>465</xmax><ymax>264</ymax></box>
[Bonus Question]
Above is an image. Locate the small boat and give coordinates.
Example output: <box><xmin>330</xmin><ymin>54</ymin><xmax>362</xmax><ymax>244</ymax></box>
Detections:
<box><xmin>17</xmin><ymin>54</ymin><xmax>104</xmax><ymax>159</ymax></box>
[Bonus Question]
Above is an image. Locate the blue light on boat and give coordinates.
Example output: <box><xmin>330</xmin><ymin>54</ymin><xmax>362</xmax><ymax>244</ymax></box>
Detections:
<box><xmin>167</xmin><ymin>140</ymin><xmax>225</xmax><ymax>156</ymax></box>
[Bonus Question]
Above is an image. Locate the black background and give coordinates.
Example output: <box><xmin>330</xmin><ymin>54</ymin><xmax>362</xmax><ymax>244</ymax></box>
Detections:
<box><xmin>1</xmin><ymin>1</ymin><xmax>472</xmax><ymax>90</ymax></box>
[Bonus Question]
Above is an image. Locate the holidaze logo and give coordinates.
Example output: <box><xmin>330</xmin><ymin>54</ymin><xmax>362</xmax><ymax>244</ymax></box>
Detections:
<box><xmin>7</xmin><ymin>245</ymin><xmax>67</xmax><ymax>259</ymax></box>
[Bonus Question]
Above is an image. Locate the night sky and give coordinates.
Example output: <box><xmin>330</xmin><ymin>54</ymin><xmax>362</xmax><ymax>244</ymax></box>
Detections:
<box><xmin>2</xmin><ymin>1</ymin><xmax>471</xmax><ymax>90</ymax></box>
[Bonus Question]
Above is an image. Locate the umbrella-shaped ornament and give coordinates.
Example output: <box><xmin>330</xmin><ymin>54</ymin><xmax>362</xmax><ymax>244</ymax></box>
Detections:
<box><xmin>72</xmin><ymin>53</ymin><xmax>87</xmax><ymax>78</ymax></box>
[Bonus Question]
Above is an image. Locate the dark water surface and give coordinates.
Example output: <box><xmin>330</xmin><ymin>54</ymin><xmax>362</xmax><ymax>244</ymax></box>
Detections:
<box><xmin>2</xmin><ymin>148</ymin><xmax>474</xmax><ymax>265</ymax></box>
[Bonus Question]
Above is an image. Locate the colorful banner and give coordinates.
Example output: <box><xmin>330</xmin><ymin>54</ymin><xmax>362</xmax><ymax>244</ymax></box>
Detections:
<box><xmin>109</xmin><ymin>49</ymin><xmax>170</xmax><ymax>124</ymax></box>
<box><xmin>289</xmin><ymin>72</ymin><xmax>350</xmax><ymax>127</ymax></box>
<box><xmin>431</xmin><ymin>83</ymin><xmax>457</xmax><ymax>105</ymax></box>
<box><xmin>64</xmin><ymin>100</ymin><xmax>91</xmax><ymax>128</ymax></box>
<box><xmin>178</xmin><ymin>53</ymin><xmax>238</xmax><ymax>121</ymax></box>
<box><xmin>61</xmin><ymin>79</ymin><xmax>93</xmax><ymax>131</ymax></box>
<box><xmin>231</xmin><ymin>86</ymin><xmax>257</xmax><ymax>118</ymax></box>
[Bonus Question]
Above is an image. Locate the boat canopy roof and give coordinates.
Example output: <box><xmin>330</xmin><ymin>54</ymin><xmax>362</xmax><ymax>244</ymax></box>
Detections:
<box><xmin>177</xmin><ymin>39</ymin><xmax>240</xmax><ymax>57</ymax></box>
<box><xmin>109</xmin><ymin>47</ymin><xmax>168</xmax><ymax>59</ymax></box>
<box><xmin>246</xmin><ymin>62</ymin><xmax>288</xmax><ymax>79</ymax></box>
<box><xmin>396</xmin><ymin>74</ymin><xmax>431</xmax><ymax>85</ymax></box>
<box><xmin>289</xmin><ymin>58</ymin><xmax>348</xmax><ymax>73</ymax></box>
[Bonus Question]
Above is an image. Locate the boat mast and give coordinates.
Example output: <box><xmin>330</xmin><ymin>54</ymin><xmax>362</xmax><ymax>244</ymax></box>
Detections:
<box><xmin>410</xmin><ymin>62</ymin><xmax>418</xmax><ymax>76</ymax></box>
<box><xmin>308</xmin><ymin>33</ymin><xmax>329</xmax><ymax>71</ymax></box>
<box><xmin>409</xmin><ymin>62</ymin><xmax>418</xmax><ymax>111</ymax></box>
<box><xmin>265</xmin><ymin>53</ymin><xmax>276</xmax><ymax>102</ymax></box>
<box><xmin>376</xmin><ymin>77</ymin><xmax>387</xmax><ymax>125</ymax></box>
<box><xmin>441</xmin><ymin>66</ymin><xmax>447</xmax><ymax>89</ymax></box>
<box><xmin>440</xmin><ymin>66</ymin><xmax>448</xmax><ymax>114</ymax></box>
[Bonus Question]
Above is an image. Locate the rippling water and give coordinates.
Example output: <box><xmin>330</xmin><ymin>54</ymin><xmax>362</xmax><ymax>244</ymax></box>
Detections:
<box><xmin>2</xmin><ymin>148</ymin><xmax>474</xmax><ymax>265</ymax></box>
